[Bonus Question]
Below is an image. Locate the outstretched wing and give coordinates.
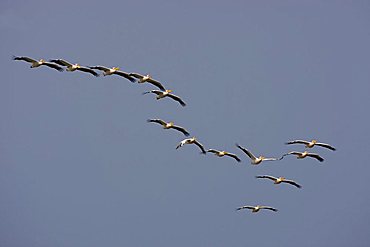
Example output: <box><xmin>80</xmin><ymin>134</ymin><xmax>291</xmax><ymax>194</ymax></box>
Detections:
<box><xmin>285</xmin><ymin>140</ymin><xmax>309</xmax><ymax>145</ymax></box>
<box><xmin>316</xmin><ymin>142</ymin><xmax>336</xmax><ymax>151</ymax></box>
<box><xmin>42</xmin><ymin>62</ymin><xmax>64</xmax><ymax>72</ymax></box>
<box><xmin>147</xmin><ymin>78</ymin><xmax>166</xmax><ymax>91</ymax></box>
<box><xmin>283</xmin><ymin>180</ymin><xmax>302</xmax><ymax>188</ymax></box>
<box><xmin>12</xmin><ymin>56</ymin><xmax>37</xmax><ymax>63</ymax></box>
<box><xmin>260</xmin><ymin>206</ymin><xmax>278</xmax><ymax>212</ymax></box>
<box><xmin>77</xmin><ymin>67</ymin><xmax>100</xmax><ymax>77</ymax></box>
<box><xmin>128</xmin><ymin>72</ymin><xmax>144</xmax><ymax>79</ymax></box>
<box><xmin>115</xmin><ymin>70</ymin><xmax>136</xmax><ymax>82</ymax></box>
<box><xmin>236</xmin><ymin>144</ymin><xmax>256</xmax><ymax>160</ymax></box>
<box><xmin>171</xmin><ymin>125</ymin><xmax>190</xmax><ymax>136</ymax></box>
<box><xmin>225</xmin><ymin>153</ymin><xmax>241</xmax><ymax>162</ymax></box>
<box><xmin>49</xmin><ymin>59</ymin><xmax>72</xmax><ymax>67</ymax></box>
<box><xmin>88</xmin><ymin>66</ymin><xmax>110</xmax><ymax>72</ymax></box>
<box><xmin>147</xmin><ymin>119</ymin><xmax>167</xmax><ymax>125</ymax></box>
<box><xmin>236</xmin><ymin>205</ymin><xmax>254</xmax><ymax>211</ymax></box>
<box><xmin>167</xmin><ymin>93</ymin><xmax>186</xmax><ymax>107</ymax></box>
<box><xmin>279</xmin><ymin>151</ymin><xmax>301</xmax><ymax>160</ymax></box>
<box><xmin>206</xmin><ymin>149</ymin><xmax>220</xmax><ymax>154</ymax></box>
<box><xmin>307</xmin><ymin>153</ymin><xmax>324</xmax><ymax>162</ymax></box>
<box><xmin>255</xmin><ymin>175</ymin><xmax>277</xmax><ymax>181</ymax></box>
<box><xmin>194</xmin><ymin>140</ymin><xmax>206</xmax><ymax>154</ymax></box>
<box><xmin>142</xmin><ymin>90</ymin><xmax>162</xmax><ymax>96</ymax></box>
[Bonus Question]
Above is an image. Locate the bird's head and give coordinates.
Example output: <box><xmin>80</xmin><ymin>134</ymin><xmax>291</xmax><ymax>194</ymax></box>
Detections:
<box><xmin>169</xmin><ymin>121</ymin><xmax>174</xmax><ymax>126</ymax></box>
<box><xmin>39</xmin><ymin>59</ymin><xmax>45</xmax><ymax>62</ymax></box>
<box><xmin>260</xmin><ymin>156</ymin><xmax>265</xmax><ymax>160</ymax></box>
<box><xmin>166</xmin><ymin>89</ymin><xmax>173</xmax><ymax>93</ymax></box>
<box><xmin>113</xmin><ymin>67</ymin><xmax>119</xmax><ymax>71</ymax></box>
<box><xmin>312</xmin><ymin>140</ymin><xmax>317</xmax><ymax>144</ymax></box>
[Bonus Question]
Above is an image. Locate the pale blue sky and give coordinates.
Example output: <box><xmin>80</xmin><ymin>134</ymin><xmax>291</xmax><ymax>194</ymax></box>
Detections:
<box><xmin>1</xmin><ymin>1</ymin><xmax>370</xmax><ymax>246</ymax></box>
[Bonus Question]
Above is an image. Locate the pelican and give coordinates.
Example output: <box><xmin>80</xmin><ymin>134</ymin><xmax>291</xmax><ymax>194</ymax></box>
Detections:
<box><xmin>176</xmin><ymin>137</ymin><xmax>206</xmax><ymax>154</ymax></box>
<box><xmin>142</xmin><ymin>90</ymin><xmax>186</xmax><ymax>107</ymax></box>
<box><xmin>147</xmin><ymin>119</ymin><xmax>190</xmax><ymax>136</ymax></box>
<box><xmin>129</xmin><ymin>73</ymin><xmax>166</xmax><ymax>91</ymax></box>
<box><xmin>236</xmin><ymin>144</ymin><xmax>278</xmax><ymax>165</ymax></box>
<box><xmin>49</xmin><ymin>59</ymin><xmax>99</xmax><ymax>77</ymax></box>
<box><xmin>236</xmin><ymin>205</ymin><xmax>278</xmax><ymax>213</ymax></box>
<box><xmin>285</xmin><ymin>139</ymin><xmax>336</xmax><ymax>151</ymax></box>
<box><xmin>280</xmin><ymin>151</ymin><xmax>324</xmax><ymax>162</ymax></box>
<box><xmin>88</xmin><ymin>66</ymin><xmax>135</xmax><ymax>82</ymax></box>
<box><xmin>255</xmin><ymin>175</ymin><xmax>301</xmax><ymax>188</ymax></box>
<box><xmin>13</xmin><ymin>56</ymin><xmax>63</xmax><ymax>72</ymax></box>
<box><xmin>207</xmin><ymin>149</ymin><xmax>241</xmax><ymax>162</ymax></box>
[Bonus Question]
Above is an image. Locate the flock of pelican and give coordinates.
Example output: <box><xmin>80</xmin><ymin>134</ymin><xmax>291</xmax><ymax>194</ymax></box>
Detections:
<box><xmin>13</xmin><ymin>55</ymin><xmax>336</xmax><ymax>214</ymax></box>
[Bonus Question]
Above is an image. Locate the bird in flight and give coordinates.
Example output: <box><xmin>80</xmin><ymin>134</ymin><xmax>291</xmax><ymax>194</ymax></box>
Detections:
<box><xmin>176</xmin><ymin>137</ymin><xmax>206</xmax><ymax>154</ymax></box>
<box><xmin>206</xmin><ymin>149</ymin><xmax>241</xmax><ymax>162</ymax></box>
<box><xmin>236</xmin><ymin>205</ymin><xmax>278</xmax><ymax>213</ymax></box>
<box><xmin>49</xmin><ymin>59</ymin><xmax>99</xmax><ymax>77</ymax></box>
<box><xmin>255</xmin><ymin>175</ymin><xmax>301</xmax><ymax>188</ymax></box>
<box><xmin>236</xmin><ymin>144</ymin><xmax>278</xmax><ymax>165</ymax></box>
<box><xmin>88</xmin><ymin>66</ymin><xmax>135</xmax><ymax>82</ymax></box>
<box><xmin>280</xmin><ymin>151</ymin><xmax>324</xmax><ymax>162</ymax></box>
<box><xmin>13</xmin><ymin>56</ymin><xmax>63</xmax><ymax>72</ymax></box>
<box><xmin>129</xmin><ymin>73</ymin><xmax>166</xmax><ymax>91</ymax></box>
<box><xmin>285</xmin><ymin>139</ymin><xmax>336</xmax><ymax>151</ymax></box>
<box><xmin>143</xmin><ymin>90</ymin><xmax>186</xmax><ymax>107</ymax></box>
<box><xmin>147</xmin><ymin>119</ymin><xmax>190</xmax><ymax>136</ymax></box>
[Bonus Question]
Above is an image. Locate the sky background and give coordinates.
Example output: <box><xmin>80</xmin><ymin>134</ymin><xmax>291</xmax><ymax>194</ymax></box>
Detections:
<box><xmin>1</xmin><ymin>1</ymin><xmax>370</xmax><ymax>246</ymax></box>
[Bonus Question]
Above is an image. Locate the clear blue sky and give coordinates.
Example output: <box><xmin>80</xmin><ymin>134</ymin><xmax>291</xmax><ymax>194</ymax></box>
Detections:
<box><xmin>1</xmin><ymin>1</ymin><xmax>370</xmax><ymax>246</ymax></box>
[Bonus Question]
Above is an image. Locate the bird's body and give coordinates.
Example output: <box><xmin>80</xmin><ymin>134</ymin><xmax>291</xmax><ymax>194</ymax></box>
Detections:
<box><xmin>147</xmin><ymin>119</ymin><xmax>189</xmax><ymax>136</ymax></box>
<box><xmin>281</xmin><ymin>151</ymin><xmax>324</xmax><ymax>162</ymax></box>
<box><xmin>129</xmin><ymin>73</ymin><xmax>166</xmax><ymax>90</ymax></box>
<box><xmin>176</xmin><ymin>137</ymin><xmax>206</xmax><ymax>154</ymax></box>
<box><xmin>49</xmin><ymin>59</ymin><xmax>99</xmax><ymax>76</ymax></box>
<box><xmin>236</xmin><ymin>144</ymin><xmax>278</xmax><ymax>165</ymax></box>
<box><xmin>143</xmin><ymin>90</ymin><xmax>186</xmax><ymax>107</ymax></box>
<box><xmin>207</xmin><ymin>149</ymin><xmax>241</xmax><ymax>162</ymax></box>
<box><xmin>286</xmin><ymin>139</ymin><xmax>336</xmax><ymax>151</ymax></box>
<box><xmin>88</xmin><ymin>66</ymin><xmax>135</xmax><ymax>82</ymax></box>
<box><xmin>255</xmin><ymin>175</ymin><xmax>301</xmax><ymax>188</ymax></box>
<box><xmin>13</xmin><ymin>56</ymin><xmax>63</xmax><ymax>72</ymax></box>
<box><xmin>236</xmin><ymin>205</ymin><xmax>278</xmax><ymax>213</ymax></box>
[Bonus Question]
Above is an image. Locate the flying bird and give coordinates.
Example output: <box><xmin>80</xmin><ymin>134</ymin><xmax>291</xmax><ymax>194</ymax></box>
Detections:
<box><xmin>49</xmin><ymin>59</ymin><xmax>99</xmax><ymax>77</ymax></box>
<box><xmin>255</xmin><ymin>175</ymin><xmax>301</xmax><ymax>188</ymax></box>
<box><xmin>143</xmin><ymin>90</ymin><xmax>186</xmax><ymax>107</ymax></box>
<box><xmin>176</xmin><ymin>137</ymin><xmax>206</xmax><ymax>154</ymax></box>
<box><xmin>236</xmin><ymin>144</ymin><xmax>278</xmax><ymax>165</ymax></box>
<box><xmin>147</xmin><ymin>119</ymin><xmax>190</xmax><ymax>136</ymax></box>
<box><xmin>13</xmin><ymin>56</ymin><xmax>63</xmax><ymax>72</ymax></box>
<box><xmin>236</xmin><ymin>205</ymin><xmax>278</xmax><ymax>213</ymax></box>
<box><xmin>88</xmin><ymin>66</ymin><xmax>135</xmax><ymax>82</ymax></box>
<box><xmin>206</xmin><ymin>149</ymin><xmax>241</xmax><ymax>162</ymax></box>
<box><xmin>285</xmin><ymin>139</ymin><xmax>336</xmax><ymax>151</ymax></box>
<box><xmin>280</xmin><ymin>151</ymin><xmax>324</xmax><ymax>162</ymax></box>
<box><xmin>129</xmin><ymin>73</ymin><xmax>166</xmax><ymax>90</ymax></box>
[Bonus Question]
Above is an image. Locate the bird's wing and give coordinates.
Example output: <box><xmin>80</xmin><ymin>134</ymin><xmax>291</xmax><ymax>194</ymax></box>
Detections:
<box><xmin>115</xmin><ymin>71</ymin><xmax>136</xmax><ymax>82</ymax></box>
<box><xmin>147</xmin><ymin>78</ymin><xmax>166</xmax><ymax>91</ymax></box>
<box><xmin>128</xmin><ymin>73</ymin><xmax>144</xmax><ymax>79</ymax></box>
<box><xmin>225</xmin><ymin>153</ymin><xmax>241</xmax><ymax>162</ymax></box>
<box><xmin>194</xmin><ymin>140</ymin><xmax>206</xmax><ymax>154</ymax></box>
<box><xmin>167</xmin><ymin>93</ymin><xmax>186</xmax><ymax>107</ymax></box>
<box><xmin>262</xmin><ymin>157</ymin><xmax>278</xmax><ymax>161</ymax></box>
<box><xmin>88</xmin><ymin>66</ymin><xmax>110</xmax><ymax>71</ymax></box>
<box><xmin>42</xmin><ymin>62</ymin><xmax>64</xmax><ymax>72</ymax></box>
<box><xmin>236</xmin><ymin>144</ymin><xmax>256</xmax><ymax>160</ymax></box>
<box><xmin>49</xmin><ymin>59</ymin><xmax>72</xmax><ymax>66</ymax></box>
<box><xmin>285</xmin><ymin>140</ymin><xmax>309</xmax><ymax>145</ymax></box>
<box><xmin>206</xmin><ymin>149</ymin><xmax>219</xmax><ymax>154</ymax></box>
<box><xmin>142</xmin><ymin>90</ymin><xmax>161</xmax><ymax>95</ymax></box>
<box><xmin>236</xmin><ymin>206</ymin><xmax>254</xmax><ymax>211</ymax></box>
<box><xmin>12</xmin><ymin>56</ymin><xmax>37</xmax><ymax>63</ymax></box>
<box><xmin>283</xmin><ymin>180</ymin><xmax>302</xmax><ymax>188</ymax></box>
<box><xmin>77</xmin><ymin>67</ymin><xmax>100</xmax><ymax>77</ymax></box>
<box><xmin>176</xmin><ymin>139</ymin><xmax>188</xmax><ymax>149</ymax></box>
<box><xmin>147</xmin><ymin>119</ymin><xmax>167</xmax><ymax>125</ymax></box>
<box><xmin>171</xmin><ymin>125</ymin><xmax>190</xmax><ymax>136</ymax></box>
<box><xmin>260</xmin><ymin>206</ymin><xmax>278</xmax><ymax>212</ymax></box>
<box><xmin>316</xmin><ymin>142</ymin><xmax>336</xmax><ymax>151</ymax></box>
<box><xmin>255</xmin><ymin>175</ymin><xmax>277</xmax><ymax>181</ymax></box>
<box><xmin>307</xmin><ymin>153</ymin><xmax>324</xmax><ymax>162</ymax></box>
